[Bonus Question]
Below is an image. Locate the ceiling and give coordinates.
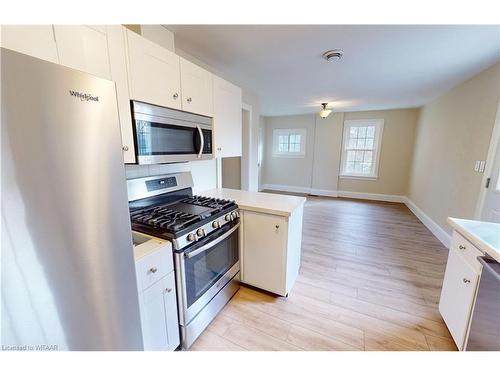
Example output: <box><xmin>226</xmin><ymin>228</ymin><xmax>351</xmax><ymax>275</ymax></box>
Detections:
<box><xmin>167</xmin><ymin>25</ymin><xmax>500</xmax><ymax>116</ymax></box>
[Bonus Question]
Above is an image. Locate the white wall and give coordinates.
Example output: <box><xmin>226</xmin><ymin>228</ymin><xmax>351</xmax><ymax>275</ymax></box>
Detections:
<box><xmin>408</xmin><ymin>62</ymin><xmax>500</xmax><ymax>235</ymax></box>
<box><xmin>261</xmin><ymin>109</ymin><xmax>418</xmax><ymax>197</ymax></box>
<box><xmin>125</xmin><ymin>160</ymin><xmax>217</xmax><ymax>194</ymax></box>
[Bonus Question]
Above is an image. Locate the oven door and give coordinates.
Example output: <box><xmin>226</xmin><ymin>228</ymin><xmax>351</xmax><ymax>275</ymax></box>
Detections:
<box><xmin>175</xmin><ymin>221</ymin><xmax>240</xmax><ymax>325</ymax></box>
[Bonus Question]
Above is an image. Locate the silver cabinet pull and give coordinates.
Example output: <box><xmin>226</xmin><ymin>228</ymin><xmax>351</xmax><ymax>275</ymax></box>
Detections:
<box><xmin>463</xmin><ymin>278</ymin><xmax>471</xmax><ymax>284</ymax></box>
<box><xmin>148</xmin><ymin>267</ymin><xmax>158</xmax><ymax>274</ymax></box>
<box><xmin>187</xmin><ymin>97</ymin><xmax>192</xmax><ymax>103</ymax></box>
<box><xmin>459</xmin><ymin>245</ymin><xmax>466</xmax><ymax>250</ymax></box>
<box><xmin>122</xmin><ymin>145</ymin><xmax>129</xmax><ymax>151</ymax></box>
<box><xmin>173</xmin><ymin>93</ymin><xmax>179</xmax><ymax>99</ymax></box>
<box><xmin>164</xmin><ymin>287</ymin><xmax>172</xmax><ymax>293</ymax></box>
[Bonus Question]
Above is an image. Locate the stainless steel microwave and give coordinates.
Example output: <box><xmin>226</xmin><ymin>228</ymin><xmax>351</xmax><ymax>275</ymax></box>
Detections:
<box><xmin>131</xmin><ymin>100</ymin><xmax>213</xmax><ymax>164</ymax></box>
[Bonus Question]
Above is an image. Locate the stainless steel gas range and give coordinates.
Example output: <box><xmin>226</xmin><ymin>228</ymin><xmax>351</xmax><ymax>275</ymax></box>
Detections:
<box><xmin>127</xmin><ymin>172</ymin><xmax>240</xmax><ymax>349</ymax></box>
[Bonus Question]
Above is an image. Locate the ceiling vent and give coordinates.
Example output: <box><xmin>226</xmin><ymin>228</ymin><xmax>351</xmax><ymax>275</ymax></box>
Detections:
<box><xmin>322</xmin><ymin>49</ymin><xmax>344</xmax><ymax>62</ymax></box>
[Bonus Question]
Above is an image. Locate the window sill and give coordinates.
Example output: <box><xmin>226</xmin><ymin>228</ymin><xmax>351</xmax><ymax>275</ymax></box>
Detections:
<box><xmin>339</xmin><ymin>174</ymin><xmax>378</xmax><ymax>181</ymax></box>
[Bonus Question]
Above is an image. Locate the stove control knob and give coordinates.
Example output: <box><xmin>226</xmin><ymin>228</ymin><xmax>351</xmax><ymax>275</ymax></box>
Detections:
<box><xmin>234</xmin><ymin>211</ymin><xmax>240</xmax><ymax>218</ymax></box>
<box><xmin>212</xmin><ymin>221</ymin><xmax>220</xmax><ymax>229</ymax></box>
<box><xmin>187</xmin><ymin>233</ymin><xmax>196</xmax><ymax>242</ymax></box>
<box><xmin>197</xmin><ymin>228</ymin><xmax>206</xmax><ymax>237</ymax></box>
<box><xmin>225</xmin><ymin>214</ymin><xmax>232</xmax><ymax>221</ymax></box>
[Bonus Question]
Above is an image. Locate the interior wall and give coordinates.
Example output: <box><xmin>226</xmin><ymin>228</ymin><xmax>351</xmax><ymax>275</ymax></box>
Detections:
<box><xmin>310</xmin><ymin>112</ymin><xmax>344</xmax><ymax>195</ymax></box>
<box><xmin>222</xmin><ymin>157</ymin><xmax>242</xmax><ymax>189</ymax></box>
<box><xmin>261</xmin><ymin>108</ymin><xmax>418</xmax><ymax>196</ymax></box>
<box><xmin>338</xmin><ymin>109</ymin><xmax>419</xmax><ymax>196</ymax></box>
<box><xmin>261</xmin><ymin>114</ymin><xmax>316</xmax><ymax>191</ymax></box>
<box><xmin>408</xmin><ymin>62</ymin><xmax>500</xmax><ymax>234</ymax></box>
<box><xmin>125</xmin><ymin>160</ymin><xmax>217</xmax><ymax>194</ymax></box>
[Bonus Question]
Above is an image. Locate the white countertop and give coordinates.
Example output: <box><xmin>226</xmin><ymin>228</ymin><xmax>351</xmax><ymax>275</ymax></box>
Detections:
<box><xmin>447</xmin><ymin>217</ymin><xmax>500</xmax><ymax>263</ymax></box>
<box><xmin>200</xmin><ymin>188</ymin><xmax>306</xmax><ymax>217</ymax></box>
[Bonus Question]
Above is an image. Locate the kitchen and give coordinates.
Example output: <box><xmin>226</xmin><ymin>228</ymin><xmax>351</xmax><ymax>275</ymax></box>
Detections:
<box><xmin>1</xmin><ymin>14</ymin><xmax>500</xmax><ymax>373</ymax></box>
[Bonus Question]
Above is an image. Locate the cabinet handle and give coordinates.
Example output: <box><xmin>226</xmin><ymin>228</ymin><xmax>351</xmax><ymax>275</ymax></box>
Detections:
<box><xmin>275</xmin><ymin>224</ymin><xmax>280</xmax><ymax>229</ymax></box>
<box><xmin>148</xmin><ymin>267</ymin><xmax>158</xmax><ymax>274</ymax></box>
<box><xmin>164</xmin><ymin>287</ymin><xmax>172</xmax><ymax>293</ymax></box>
<box><xmin>463</xmin><ymin>278</ymin><xmax>471</xmax><ymax>284</ymax></box>
<box><xmin>173</xmin><ymin>93</ymin><xmax>179</xmax><ymax>99</ymax></box>
<box><xmin>122</xmin><ymin>145</ymin><xmax>129</xmax><ymax>152</ymax></box>
<box><xmin>187</xmin><ymin>97</ymin><xmax>192</xmax><ymax>103</ymax></box>
<box><xmin>459</xmin><ymin>245</ymin><xmax>466</xmax><ymax>250</ymax></box>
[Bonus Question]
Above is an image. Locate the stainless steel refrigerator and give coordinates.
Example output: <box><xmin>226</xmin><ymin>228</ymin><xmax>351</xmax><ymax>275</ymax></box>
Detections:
<box><xmin>1</xmin><ymin>48</ymin><xmax>143</xmax><ymax>350</ymax></box>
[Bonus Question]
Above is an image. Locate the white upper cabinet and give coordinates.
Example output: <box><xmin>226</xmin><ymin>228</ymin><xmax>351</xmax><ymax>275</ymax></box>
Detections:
<box><xmin>53</xmin><ymin>26</ymin><xmax>111</xmax><ymax>79</ymax></box>
<box><xmin>179</xmin><ymin>57</ymin><xmax>213</xmax><ymax>117</ymax></box>
<box><xmin>106</xmin><ymin>25</ymin><xmax>136</xmax><ymax>163</ymax></box>
<box><xmin>213</xmin><ymin>75</ymin><xmax>242</xmax><ymax>157</ymax></box>
<box><xmin>1</xmin><ymin>25</ymin><xmax>59</xmax><ymax>64</ymax></box>
<box><xmin>125</xmin><ymin>29</ymin><xmax>182</xmax><ymax>110</ymax></box>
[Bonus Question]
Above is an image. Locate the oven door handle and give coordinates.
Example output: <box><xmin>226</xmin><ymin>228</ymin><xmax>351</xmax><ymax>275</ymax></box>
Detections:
<box><xmin>196</xmin><ymin>125</ymin><xmax>204</xmax><ymax>159</ymax></box>
<box><xmin>185</xmin><ymin>222</ymin><xmax>240</xmax><ymax>259</ymax></box>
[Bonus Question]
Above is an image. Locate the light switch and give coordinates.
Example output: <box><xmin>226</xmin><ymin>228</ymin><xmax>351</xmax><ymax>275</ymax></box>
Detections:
<box><xmin>479</xmin><ymin>160</ymin><xmax>486</xmax><ymax>173</ymax></box>
<box><xmin>474</xmin><ymin>161</ymin><xmax>481</xmax><ymax>172</ymax></box>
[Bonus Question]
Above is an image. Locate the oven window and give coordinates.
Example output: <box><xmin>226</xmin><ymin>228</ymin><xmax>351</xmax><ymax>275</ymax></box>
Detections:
<box><xmin>136</xmin><ymin>120</ymin><xmax>197</xmax><ymax>155</ymax></box>
<box><xmin>184</xmin><ymin>227</ymin><xmax>239</xmax><ymax>308</ymax></box>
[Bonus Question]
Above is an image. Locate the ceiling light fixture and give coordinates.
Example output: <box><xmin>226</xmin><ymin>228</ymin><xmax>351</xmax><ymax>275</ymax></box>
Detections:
<box><xmin>319</xmin><ymin>103</ymin><xmax>332</xmax><ymax>119</ymax></box>
<box><xmin>322</xmin><ymin>49</ymin><xmax>344</xmax><ymax>62</ymax></box>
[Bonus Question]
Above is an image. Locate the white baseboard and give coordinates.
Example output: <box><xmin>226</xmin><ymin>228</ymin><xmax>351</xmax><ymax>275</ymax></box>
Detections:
<box><xmin>309</xmin><ymin>188</ymin><xmax>338</xmax><ymax>197</ymax></box>
<box><xmin>261</xmin><ymin>184</ymin><xmax>338</xmax><ymax>197</ymax></box>
<box><xmin>404</xmin><ymin>198</ymin><xmax>451</xmax><ymax>248</ymax></box>
<box><xmin>337</xmin><ymin>191</ymin><xmax>406</xmax><ymax>203</ymax></box>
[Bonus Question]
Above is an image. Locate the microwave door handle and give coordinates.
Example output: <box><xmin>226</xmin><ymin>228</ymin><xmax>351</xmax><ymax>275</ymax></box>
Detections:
<box><xmin>185</xmin><ymin>222</ymin><xmax>240</xmax><ymax>259</ymax></box>
<box><xmin>196</xmin><ymin>125</ymin><xmax>204</xmax><ymax>158</ymax></box>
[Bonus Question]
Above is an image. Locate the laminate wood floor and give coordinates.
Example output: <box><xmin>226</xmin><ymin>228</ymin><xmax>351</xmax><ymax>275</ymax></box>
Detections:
<box><xmin>191</xmin><ymin>196</ymin><xmax>457</xmax><ymax>351</ymax></box>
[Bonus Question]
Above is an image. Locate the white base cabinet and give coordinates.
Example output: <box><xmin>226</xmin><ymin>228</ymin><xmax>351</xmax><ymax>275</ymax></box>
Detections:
<box><xmin>439</xmin><ymin>231</ymin><xmax>483</xmax><ymax>350</ymax></box>
<box><xmin>133</xmin><ymin>233</ymin><xmax>180</xmax><ymax>351</ymax></box>
<box><xmin>240</xmin><ymin>204</ymin><xmax>304</xmax><ymax>296</ymax></box>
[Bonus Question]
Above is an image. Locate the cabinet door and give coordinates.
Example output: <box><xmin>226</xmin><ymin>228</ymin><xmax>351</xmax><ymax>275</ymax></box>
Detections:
<box><xmin>1</xmin><ymin>25</ymin><xmax>59</xmax><ymax>63</ymax></box>
<box><xmin>126</xmin><ymin>29</ymin><xmax>181</xmax><ymax>110</ymax></box>
<box><xmin>54</xmin><ymin>25</ymin><xmax>111</xmax><ymax>79</ymax></box>
<box><xmin>242</xmin><ymin>210</ymin><xmax>287</xmax><ymax>295</ymax></box>
<box><xmin>439</xmin><ymin>248</ymin><xmax>479</xmax><ymax>350</ymax></box>
<box><xmin>213</xmin><ymin>75</ymin><xmax>242</xmax><ymax>157</ymax></box>
<box><xmin>180</xmin><ymin>57</ymin><xmax>213</xmax><ymax>116</ymax></box>
<box><xmin>106</xmin><ymin>25</ymin><xmax>136</xmax><ymax>163</ymax></box>
<box><xmin>139</xmin><ymin>272</ymin><xmax>180</xmax><ymax>351</ymax></box>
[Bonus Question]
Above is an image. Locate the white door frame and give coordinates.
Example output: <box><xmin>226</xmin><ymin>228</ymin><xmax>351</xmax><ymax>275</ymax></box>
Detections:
<box><xmin>241</xmin><ymin>102</ymin><xmax>253</xmax><ymax>191</ymax></box>
<box><xmin>475</xmin><ymin>99</ymin><xmax>500</xmax><ymax>219</ymax></box>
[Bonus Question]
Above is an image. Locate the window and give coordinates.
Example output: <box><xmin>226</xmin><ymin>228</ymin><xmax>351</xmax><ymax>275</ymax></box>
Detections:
<box><xmin>340</xmin><ymin>119</ymin><xmax>384</xmax><ymax>179</ymax></box>
<box><xmin>273</xmin><ymin>128</ymin><xmax>306</xmax><ymax>157</ymax></box>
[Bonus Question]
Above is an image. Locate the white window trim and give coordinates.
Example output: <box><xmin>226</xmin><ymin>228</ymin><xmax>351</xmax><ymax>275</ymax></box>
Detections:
<box><xmin>340</xmin><ymin>119</ymin><xmax>384</xmax><ymax>179</ymax></box>
<box><xmin>272</xmin><ymin>128</ymin><xmax>306</xmax><ymax>158</ymax></box>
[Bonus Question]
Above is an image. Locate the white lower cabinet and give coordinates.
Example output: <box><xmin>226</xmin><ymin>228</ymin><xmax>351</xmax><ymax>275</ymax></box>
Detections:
<box><xmin>241</xmin><ymin>205</ymin><xmax>304</xmax><ymax>296</ymax></box>
<box><xmin>133</xmin><ymin>233</ymin><xmax>180</xmax><ymax>351</ymax></box>
<box><xmin>439</xmin><ymin>231</ymin><xmax>483</xmax><ymax>350</ymax></box>
<box><xmin>139</xmin><ymin>272</ymin><xmax>180</xmax><ymax>351</ymax></box>
<box><xmin>53</xmin><ymin>25</ymin><xmax>111</xmax><ymax>79</ymax></box>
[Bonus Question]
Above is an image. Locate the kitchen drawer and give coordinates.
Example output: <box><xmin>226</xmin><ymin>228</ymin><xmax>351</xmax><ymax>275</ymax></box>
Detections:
<box><xmin>134</xmin><ymin>234</ymin><xmax>174</xmax><ymax>291</ymax></box>
<box><xmin>451</xmin><ymin>231</ymin><xmax>484</xmax><ymax>273</ymax></box>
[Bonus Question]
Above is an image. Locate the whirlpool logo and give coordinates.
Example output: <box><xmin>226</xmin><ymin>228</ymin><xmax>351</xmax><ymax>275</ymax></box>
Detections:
<box><xmin>69</xmin><ymin>90</ymin><xmax>99</xmax><ymax>102</ymax></box>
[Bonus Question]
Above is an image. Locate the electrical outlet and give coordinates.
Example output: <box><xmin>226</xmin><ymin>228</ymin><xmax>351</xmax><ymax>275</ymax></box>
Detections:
<box><xmin>474</xmin><ymin>161</ymin><xmax>480</xmax><ymax>172</ymax></box>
